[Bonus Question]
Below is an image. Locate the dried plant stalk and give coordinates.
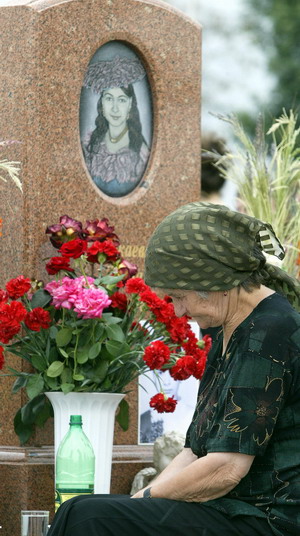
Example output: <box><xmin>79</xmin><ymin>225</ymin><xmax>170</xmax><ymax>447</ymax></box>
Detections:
<box><xmin>213</xmin><ymin>110</ymin><xmax>300</xmax><ymax>278</ymax></box>
<box><xmin>0</xmin><ymin>159</ymin><xmax>22</xmax><ymax>192</ymax></box>
<box><xmin>0</xmin><ymin>140</ymin><xmax>22</xmax><ymax>192</ymax></box>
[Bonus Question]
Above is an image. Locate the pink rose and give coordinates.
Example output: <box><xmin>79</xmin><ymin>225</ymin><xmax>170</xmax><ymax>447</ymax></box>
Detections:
<box><xmin>73</xmin><ymin>288</ymin><xmax>111</xmax><ymax>319</ymax></box>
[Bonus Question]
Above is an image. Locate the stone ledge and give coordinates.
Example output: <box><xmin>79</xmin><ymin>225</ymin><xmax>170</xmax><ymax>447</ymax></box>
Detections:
<box><xmin>0</xmin><ymin>444</ymin><xmax>153</xmax><ymax>464</ymax></box>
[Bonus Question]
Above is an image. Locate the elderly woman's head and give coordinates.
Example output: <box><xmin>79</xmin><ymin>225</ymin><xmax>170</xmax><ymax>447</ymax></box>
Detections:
<box><xmin>145</xmin><ymin>202</ymin><xmax>300</xmax><ymax>316</ymax></box>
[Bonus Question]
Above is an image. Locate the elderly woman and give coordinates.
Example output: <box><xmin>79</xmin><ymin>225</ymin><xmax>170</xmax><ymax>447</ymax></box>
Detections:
<box><xmin>47</xmin><ymin>202</ymin><xmax>300</xmax><ymax>536</ymax></box>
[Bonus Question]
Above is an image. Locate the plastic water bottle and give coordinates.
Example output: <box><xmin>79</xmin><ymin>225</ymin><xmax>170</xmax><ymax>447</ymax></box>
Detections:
<box><xmin>55</xmin><ymin>415</ymin><xmax>95</xmax><ymax>512</ymax></box>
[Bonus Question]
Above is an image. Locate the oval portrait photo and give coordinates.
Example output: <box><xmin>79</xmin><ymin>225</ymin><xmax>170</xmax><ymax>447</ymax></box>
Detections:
<box><xmin>80</xmin><ymin>41</ymin><xmax>153</xmax><ymax>198</ymax></box>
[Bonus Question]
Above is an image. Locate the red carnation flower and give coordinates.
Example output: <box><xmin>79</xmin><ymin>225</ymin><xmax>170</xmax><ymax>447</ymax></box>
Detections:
<box><xmin>0</xmin><ymin>289</ymin><xmax>8</xmax><ymax>303</ymax></box>
<box><xmin>151</xmin><ymin>301</ymin><xmax>175</xmax><ymax>324</ymax></box>
<box><xmin>0</xmin><ymin>324</ymin><xmax>20</xmax><ymax>344</ymax></box>
<box><xmin>5</xmin><ymin>276</ymin><xmax>31</xmax><ymax>299</ymax></box>
<box><xmin>170</xmin><ymin>355</ymin><xmax>196</xmax><ymax>380</ymax></box>
<box><xmin>202</xmin><ymin>334</ymin><xmax>212</xmax><ymax>353</ymax></box>
<box><xmin>110</xmin><ymin>291</ymin><xmax>128</xmax><ymax>311</ymax></box>
<box><xmin>125</xmin><ymin>277</ymin><xmax>148</xmax><ymax>294</ymax></box>
<box><xmin>149</xmin><ymin>393</ymin><xmax>177</xmax><ymax>413</ymax></box>
<box><xmin>139</xmin><ymin>289</ymin><xmax>161</xmax><ymax>308</ymax></box>
<box><xmin>87</xmin><ymin>240</ymin><xmax>120</xmax><ymax>263</ymax></box>
<box><xmin>182</xmin><ymin>333</ymin><xmax>209</xmax><ymax>362</ymax></box>
<box><xmin>143</xmin><ymin>341</ymin><xmax>171</xmax><ymax>370</ymax></box>
<box><xmin>9</xmin><ymin>301</ymin><xmax>27</xmax><ymax>322</ymax></box>
<box><xmin>45</xmin><ymin>256</ymin><xmax>74</xmax><ymax>275</ymax></box>
<box><xmin>0</xmin><ymin>346</ymin><xmax>4</xmax><ymax>370</ymax></box>
<box><xmin>193</xmin><ymin>354</ymin><xmax>207</xmax><ymax>380</ymax></box>
<box><xmin>24</xmin><ymin>308</ymin><xmax>51</xmax><ymax>332</ymax></box>
<box><xmin>0</xmin><ymin>302</ymin><xmax>22</xmax><ymax>343</ymax></box>
<box><xmin>167</xmin><ymin>316</ymin><xmax>191</xmax><ymax>343</ymax></box>
<box><xmin>59</xmin><ymin>239</ymin><xmax>87</xmax><ymax>259</ymax></box>
<box><xmin>0</xmin><ymin>300</ymin><xmax>26</xmax><ymax>328</ymax></box>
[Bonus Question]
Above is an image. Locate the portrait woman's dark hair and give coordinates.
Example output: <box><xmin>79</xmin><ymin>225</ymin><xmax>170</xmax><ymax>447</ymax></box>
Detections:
<box><xmin>86</xmin><ymin>84</ymin><xmax>145</xmax><ymax>156</ymax></box>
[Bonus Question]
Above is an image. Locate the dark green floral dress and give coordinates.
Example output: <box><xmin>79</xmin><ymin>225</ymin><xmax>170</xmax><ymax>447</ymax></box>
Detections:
<box><xmin>185</xmin><ymin>293</ymin><xmax>300</xmax><ymax>536</ymax></box>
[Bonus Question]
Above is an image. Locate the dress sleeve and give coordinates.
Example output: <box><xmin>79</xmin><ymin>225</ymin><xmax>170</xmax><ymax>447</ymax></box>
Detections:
<box><xmin>205</xmin><ymin>345</ymin><xmax>292</xmax><ymax>456</ymax></box>
<box><xmin>188</xmin><ymin>309</ymin><xmax>297</xmax><ymax>458</ymax></box>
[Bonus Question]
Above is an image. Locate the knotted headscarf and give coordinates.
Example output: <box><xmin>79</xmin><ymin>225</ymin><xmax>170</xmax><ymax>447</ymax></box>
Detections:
<box><xmin>145</xmin><ymin>202</ymin><xmax>300</xmax><ymax>311</ymax></box>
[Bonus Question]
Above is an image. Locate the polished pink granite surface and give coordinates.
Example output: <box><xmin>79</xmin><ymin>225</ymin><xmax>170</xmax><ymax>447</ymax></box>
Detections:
<box><xmin>0</xmin><ymin>0</ymin><xmax>201</xmax><ymax>531</ymax></box>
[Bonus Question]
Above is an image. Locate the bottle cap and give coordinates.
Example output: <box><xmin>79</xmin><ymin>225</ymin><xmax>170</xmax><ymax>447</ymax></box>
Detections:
<box><xmin>70</xmin><ymin>415</ymin><xmax>82</xmax><ymax>425</ymax></box>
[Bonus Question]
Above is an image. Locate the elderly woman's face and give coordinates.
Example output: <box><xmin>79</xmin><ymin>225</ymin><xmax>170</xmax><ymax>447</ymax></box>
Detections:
<box><xmin>102</xmin><ymin>87</ymin><xmax>132</xmax><ymax>128</ymax></box>
<box><xmin>155</xmin><ymin>289</ymin><xmax>226</xmax><ymax>329</ymax></box>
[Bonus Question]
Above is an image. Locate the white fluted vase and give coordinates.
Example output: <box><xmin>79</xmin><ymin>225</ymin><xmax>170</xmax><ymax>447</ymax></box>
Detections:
<box><xmin>45</xmin><ymin>391</ymin><xmax>125</xmax><ymax>494</ymax></box>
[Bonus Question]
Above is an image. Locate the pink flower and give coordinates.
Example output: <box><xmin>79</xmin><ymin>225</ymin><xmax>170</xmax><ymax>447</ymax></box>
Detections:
<box><xmin>45</xmin><ymin>276</ymin><xmax>95</xmax><ymax>309</ymax></box>
<box><xmin>73</xmin><ymin>288</ymin><xmax>111</xmax><ymax>318</ymax></box>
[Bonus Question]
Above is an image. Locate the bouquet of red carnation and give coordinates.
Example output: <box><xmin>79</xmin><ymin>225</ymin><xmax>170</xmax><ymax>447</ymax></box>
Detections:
<box><xmin>0</xmin><ymin>215</ymin><xmax>211</xmax><ymax>443</ymax></box>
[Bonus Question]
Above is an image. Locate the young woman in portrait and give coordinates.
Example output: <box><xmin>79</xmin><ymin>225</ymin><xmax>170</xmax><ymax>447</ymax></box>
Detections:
<box><xmin>82</xmin><ymin>56</ymin><xmax>150</xmax><ymax>198</ymax></box>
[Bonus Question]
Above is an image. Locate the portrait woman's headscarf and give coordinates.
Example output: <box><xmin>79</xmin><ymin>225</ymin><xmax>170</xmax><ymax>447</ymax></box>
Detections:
<box><xmin>145</xmin><ymin>202</ymin><xmax>300</xmax><ymax>311</ymax></box>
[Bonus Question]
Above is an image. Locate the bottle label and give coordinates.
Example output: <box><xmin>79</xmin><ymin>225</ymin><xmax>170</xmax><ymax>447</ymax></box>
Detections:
<box><xmin>55</xmin><ymin>488</ymin><xmax>94</xmax><ymax>512</ymax></box>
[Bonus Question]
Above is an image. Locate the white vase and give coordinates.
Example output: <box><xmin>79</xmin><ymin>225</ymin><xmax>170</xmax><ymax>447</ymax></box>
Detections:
<box><xmin>45</xmin><ymin>391</ymin><xmax>125</xmax><ymax>494</ymax></box>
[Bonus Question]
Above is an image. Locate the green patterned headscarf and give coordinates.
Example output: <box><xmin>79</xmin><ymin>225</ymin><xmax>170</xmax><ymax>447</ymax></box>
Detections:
<box><xmin>145</xmin><ymin>202</ymin><xmax>300</xmax><ymax>311</ymax></box>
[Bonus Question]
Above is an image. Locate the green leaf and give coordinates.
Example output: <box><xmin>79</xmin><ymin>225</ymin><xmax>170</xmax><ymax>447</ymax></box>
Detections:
<box><xmin>105</xmin><ymin>340</ymin><xmax>124</xmax><ymax>358</ymax></box>
<box><xmin>48</xmin><ymin>346</ymin><xmax>59</xmax><ymax>363</ymax></box>
<box><xmin>101</xmin><ymin>313</ymin><xmax>123</xmax><ymax>324</ymax></box>
<box><xmin>18</xmin><ymin>395</ymin><xmax>51</xmax><ymax>438</ymax></box>
<box><xmin>73</xmin><ymin>373</ymin><xmax>85</xmax><ymax>381</ymax></box>
<box><xmin>59</xmin><ymin>348</ymin><xmax>69</xmax><ymax>358</ymax></box>
<box><xmin>94</xmin><ymin>360</ymin><xmax>109</xmax><ymax>380</ymax></box>
<box><xmin>94</xmin><ymin>323</ymin><xmax>105</xmax><ymax>340</ymax></box>
<box><xmin>30</xmin><ymin>289</ymin><xmax>52</xmax><ymax>309</ymax></box>
<box><xmin>31</xmin><ymin>354</ymin><xmax>47</xmax><ymax>372</ymax></box>
<box><xmin>99</xmin><ymin>274</ymin><xmax>125</xmax><ymax>285</ymax></box>
<box><xmin>47</xmin><ymin>361</ymin><xmax>64</xmax><ymax>378</ymax></box>
<box><xmin>61</xmin><ymin>382</ymin><xmax>75</xmax><ymax>394</ymax></box>
<box><xmin>76</xmin><ymin>347</ymin><xmax>89</xmax><ymax>364</ymax></box>
<box><xmin>49</xmin><ymin>326</ymin><xmax>58</xmax><ymax>339</ymax></box>
<box><xmin>77</xmin><ymin>329</ymin><xmax>93</xmax><ymax>347</ymax></box>
<box><xmin>106</xmin><ymin>324</ymin><xmax>125</xmax><ymax>342</ymax></box>
<box><xmin>12</xmin><ymin>375</ymin><xmax>28</xmax><ymax>394</ymax></box>
<box><xmin>61</xmin><ymin>367</ymin><xmax>73</xmax><ymax>384</ymax></box>
<box><xmin>26</xmin><ymin>375</ymin><xmax>45</xmax><ymax>399</ymax></box>
<box><xmin>14</xmin><ymin>409</ymin><xmax>33</xmax><ymax>445</ymax></box>
<box><xmin>34</xmin><ymin>397</ymin><xmax>53</xmax><ymax>427</ymax></box>
<box><xmin>44</xmin><ymin>376</ymin><xmax>59</xmax><ymax>390</ymax></box>
<box><xmin>21</xmin><ymin>399</ymin><xmax>37</xmax><ymax>425</ymax></box>
<box><xmin>56</xmin><ymin>328</ymin><xmax>73</xmax><ymax>347</ymax></box>
<box><xmin>101</xmin><ymin>377</ymin><xmax>112</xmax><ymax>390</ymax></box>
<box><xmin>116</xmin><ymin>399</ymin><xmax>129</xmax><ymax>431</ymax></box>
<box><xmin>88</xmin><ymin>342</ymin><xmax>102</xmax><ymax>360</ymax></box>
<box><xmin>45</xmin><ymin>336</ymin><xmax>51</xmax><ymax>359</ymax></box>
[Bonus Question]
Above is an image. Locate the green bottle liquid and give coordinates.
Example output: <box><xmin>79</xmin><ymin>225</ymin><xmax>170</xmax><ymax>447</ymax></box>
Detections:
<box><xmin>55</xmin><ymin>415</ymin><xmax>95</xmax><ymax>512</ymax></box>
